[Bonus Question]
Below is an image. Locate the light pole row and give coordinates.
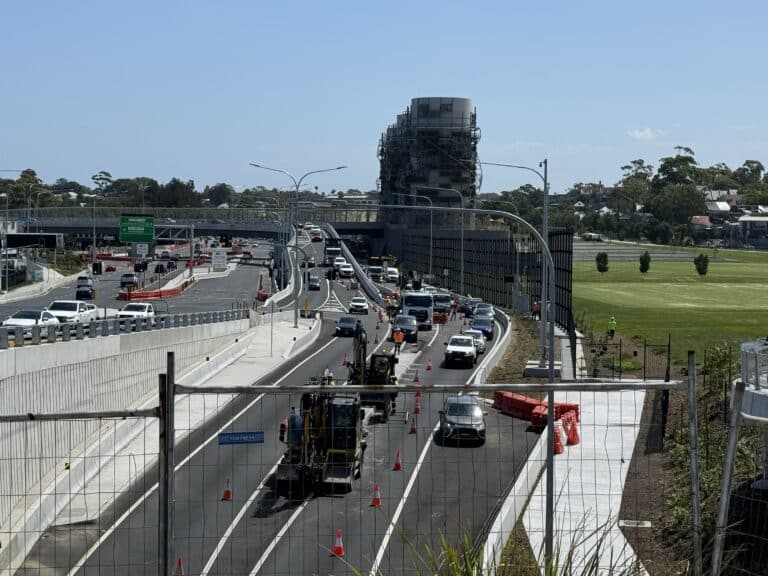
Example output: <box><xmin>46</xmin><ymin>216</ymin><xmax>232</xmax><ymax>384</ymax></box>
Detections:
<box><xmin>248</xmin><ymin>163</ymin><xmax>347</xmax><ymax>328</ymax></box>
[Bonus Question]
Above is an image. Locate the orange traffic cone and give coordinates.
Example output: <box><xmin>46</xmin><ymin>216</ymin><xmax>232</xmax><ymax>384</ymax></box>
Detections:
<box><xmin>174</xmin><ymin>556</ymin><xmax>185</xmax><ymax>576</ymax></box>
<box><xmin>565</xmin><ymin>412</ymin><xmax>580</xmax><ymax>446</ymax></box>
<box><xmin>553</xmin><ymin>422</ymin><xmax>565</xmax><ymax>455</ymax></box>
<box><xmin>392</xmin><ymin>450</ymin><xmax>403</xmax><ymax>471</ymax></box>
<box><xmin>342</xmin><ymin>354</ymin><xmax>349</xmax><ymax>367</ymax></box>
<box><xmin>409</xmin><ymin>415</ymin><xmax>417</xmax><ymax>434</ymax></box>
<box><xmin>370</xmin><ymin>483</ymin><xmax>382</xmax><ymax>507</ymax></box>
<box><xmin>413</xmin><ymin>370</ymin><xmax>420</xmax><ymax>384</ymax></box>
<box><xmin>221</xmin><ymin>477</ymin><xmax>233</xmax><ymax>501</ymax></box>
<box><xmin>331</xmin><ymin>529</ymin><xmax>345</xmax><ymax>557</ymax></box>
<box><xmin>414</xmin><ymin>397</ymin><xmax>421</xmax><ymax>415</ymax></box>
<box><xmin>426</xmin><ymin>359</ymin><xmax>433</xmax><ymax>371</ymax></box>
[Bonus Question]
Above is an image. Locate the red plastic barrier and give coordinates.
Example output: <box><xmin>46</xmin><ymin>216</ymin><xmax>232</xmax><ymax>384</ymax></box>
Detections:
<box><xmin>495</xmin><ymin>392</ymin><xmax>544</xmax><ymax>421</ymax></box>
<box><xmin>494</xmin><ymin>392</ymin><xmax>581</xmax><ymax>426</ymax></box>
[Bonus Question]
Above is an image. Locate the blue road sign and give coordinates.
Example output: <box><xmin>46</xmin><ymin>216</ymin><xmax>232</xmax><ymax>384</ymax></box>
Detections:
<box><xmin>217</xmin><ymin>431</ymin><xmax>264</xmax><ymax>445</ymax></box>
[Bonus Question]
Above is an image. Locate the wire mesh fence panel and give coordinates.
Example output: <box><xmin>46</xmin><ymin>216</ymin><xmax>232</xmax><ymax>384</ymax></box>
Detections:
<box><xmin>163</xmin><ymin>383</ymin><xmax>691</xmax><ymax>576</ymax></box>
<box><xmin>0</xmin><ymin>416</ymin><xmax>159</xmax><ymax>576</ymax></box>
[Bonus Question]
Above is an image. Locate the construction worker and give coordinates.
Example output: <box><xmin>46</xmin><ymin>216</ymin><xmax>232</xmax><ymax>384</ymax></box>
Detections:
<box><xmin>392</xmin><ymin>327</ymin><xmax>404</xmax><ymax>355</ymax></box>
<box><xmin>450</xmin><ymin>298</ymin><xmax>459</xmax><ymax>320</ymax></box>
<box><xmin>608</xmin><ymin>315</ymin><xmax>617</xmax><ymax>340</ymax></box>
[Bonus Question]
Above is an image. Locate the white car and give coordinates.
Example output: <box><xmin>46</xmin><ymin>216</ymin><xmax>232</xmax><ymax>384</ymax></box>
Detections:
<box><xmin>333</xmin><ymin>257</ymin><xmax>348</xmax><ymax>271</ymax></box>
<box><xmin>385</xmin><ymin>268</ymin><xmax>400</xmax><ymax>283</ymax></box>
<box><xmin>444</xmin><ymin>334</ymin><xmax>477</xmax><ymax>368</ymax></box>
<box><xmin>118</xmin><ymin>302</ymin><xmax>157</xmax><ymax>319</ymax></box>
<box><xmin>3</xmin><ymin>310</ymin><xmax>60</xmax><ymax>334</ymax></box>
<box><xmin>339</xmin><ymin>264</ymin><xmax>355</xmax><ymax>278</ymax></box>
<box><xmin>462</xmin><ymin>328</ymin><xmax>487</xmax><ymax>354</ymax></box>
<box><xmin>349</xmin><ymin>296</ymin><xmax>369</xmax><ymax>315</ymax></box>
<box><xmin>46</xmin><ymin>300</ymin><xmax>100</xmax><ymax>324</ymax></box>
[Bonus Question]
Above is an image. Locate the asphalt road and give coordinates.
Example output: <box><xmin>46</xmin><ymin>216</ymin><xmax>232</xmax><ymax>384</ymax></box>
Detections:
<box><xmin>19</xmin><ymin>238</ymin><xmax>538</xmax><ymax>576</ymax></box>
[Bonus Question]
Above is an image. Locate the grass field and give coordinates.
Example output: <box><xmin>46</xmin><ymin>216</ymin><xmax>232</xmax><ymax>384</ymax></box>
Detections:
<box><xmin>573</xmin><ymin>246</ymin><xmax>768</xmax><ymax>362</ymax></box>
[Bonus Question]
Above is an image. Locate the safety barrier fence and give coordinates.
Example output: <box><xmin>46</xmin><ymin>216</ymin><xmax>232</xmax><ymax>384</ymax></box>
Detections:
<box><xmin>0</xmin><ymin>308</ymin><xmax>249</xmax><ymax>349</ymax></box>
<box><xmin>1</xmin><ymin>357</ymin><xmax>706</xmax><ymax>576</ymax></box>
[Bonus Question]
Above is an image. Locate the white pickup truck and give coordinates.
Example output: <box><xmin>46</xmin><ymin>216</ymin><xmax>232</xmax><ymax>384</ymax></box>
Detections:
<box><xmin>118</xmin><ymin>302</ymin><xmax>157</xmax><ymax>319</ymax></box>
<box><xmin>46</xmin><ymin>300</ymin><xmax>100</xmax><ymax>324</ymax></box>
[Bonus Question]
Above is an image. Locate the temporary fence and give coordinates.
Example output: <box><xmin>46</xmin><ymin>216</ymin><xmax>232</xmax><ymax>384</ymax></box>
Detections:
<box><xmin>3</xmin><ymin>341</ymin><xmax>704</xmax><ymax>576</ymax></box>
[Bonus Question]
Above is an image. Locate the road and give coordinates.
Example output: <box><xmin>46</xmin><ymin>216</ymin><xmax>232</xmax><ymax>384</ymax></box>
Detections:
<box><xmin>20</xmin><ymin>238</ymin><xmax>537</xmax><ymax>576</ymax></box>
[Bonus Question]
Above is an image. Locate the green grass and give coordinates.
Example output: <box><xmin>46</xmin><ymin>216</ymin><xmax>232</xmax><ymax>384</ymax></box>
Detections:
<box><xmin>573</xmin><ymin>250</ymin><xmax>768</xmax><ymax>362</ymax></box>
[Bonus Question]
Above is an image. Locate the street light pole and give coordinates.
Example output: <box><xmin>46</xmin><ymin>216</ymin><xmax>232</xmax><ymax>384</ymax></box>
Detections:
<box><xmin>481</xmin><ymin>160</ymin><xmax>550</xmax><ymax>367</ymax></box>
<box><xmin>417</xmin><ymin>186</ymin><xmax>464</xmax><ymax>294</ymax></box>
<box><xmin>393</xmin><ymin>193</ymin><xmax>433</xmax><ymax>281</ymax></box>
<box><xmin>248</xmin><ymin>163</ymin><xmax>347</xmax><ymax>328</ymax></box>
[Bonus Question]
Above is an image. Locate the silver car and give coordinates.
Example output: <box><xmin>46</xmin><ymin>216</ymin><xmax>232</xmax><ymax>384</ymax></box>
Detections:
<box><xmin>439</xmin><ymin>395</ymin><xmax>486</xmax><ymax>445</ymax></box>
<box><xmin>462</xmin><ymin>328</ymin><xmax>487</xmax><ymax>354</ymax></box>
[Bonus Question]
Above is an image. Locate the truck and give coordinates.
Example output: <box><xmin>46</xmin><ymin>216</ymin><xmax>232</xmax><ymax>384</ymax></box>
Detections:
<box><xmin>346</xmin><ymin>323</ymin><xmax>399</xmax><ymax>422</ymax></box>
<box><xmin>276</xmin><ymin>371</ymin><xmax>366</xmax><ymax>493</ymax></box>
<box><xmin>402</xmin><ymin>290</ymin><xmax>434</xmax><ymax>331</ymax></box>
<box><xmin>323</xmin><ymin>238</ymin><xmax>342</xmax><ymax>266</ymax></box>
<box><xmin>45</xmin><ymin>300</ymin><xmax>100</xmax><ymax>324</ymax></box>
<box><xmin>118</xmin><ymin>302</ymin><xmax>157</xmax><ymax>319</ymax></box>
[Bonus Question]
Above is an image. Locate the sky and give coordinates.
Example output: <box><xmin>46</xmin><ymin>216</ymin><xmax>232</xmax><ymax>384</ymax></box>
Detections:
<box><xmin>1</xmin><ymin>1</ymin><xmax>767</xmax><ymax>195</ymax></box>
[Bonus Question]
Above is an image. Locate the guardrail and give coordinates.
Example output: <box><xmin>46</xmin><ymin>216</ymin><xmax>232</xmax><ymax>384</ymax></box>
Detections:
<box><xmin>0</xmin><ymin>308</ymin><xmax>250</xmax><ymax>349</ymax></box>
<box><xmin>324</xmin><ymin>224</ymin><xmax>385</xmax><ymax>308</ymax></box>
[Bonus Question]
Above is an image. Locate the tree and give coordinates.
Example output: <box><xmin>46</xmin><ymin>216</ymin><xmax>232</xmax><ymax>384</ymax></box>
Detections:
<box><xmin>91</xmin><ymin>170</ymin><xmax>113</xmax><ymax>193</ymax></box>
<box><xmin>694</xmin><ymin>253</ymin><xmax>709</xmax><ymax>277</ymax></box>
<box><xmin>206</xmin><ymin>183</ymin><xmax>234</xmax><ymax>206</ymax></box>
<box><xmin>639</xmin><ymin>251</ymin><xmax>651</xmax><ymax>275</ymax></box>
<box><xmin>595</xmin><ymin>252</ymin><xmax>609</xmax><ymax>275</ymax></box>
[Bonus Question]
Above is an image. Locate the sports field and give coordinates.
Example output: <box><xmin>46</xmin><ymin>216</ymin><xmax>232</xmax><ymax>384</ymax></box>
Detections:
<box><xmin>572</xmin><ymin>242</ymin><xmax>768</xmax><ymax>360</ymax></box>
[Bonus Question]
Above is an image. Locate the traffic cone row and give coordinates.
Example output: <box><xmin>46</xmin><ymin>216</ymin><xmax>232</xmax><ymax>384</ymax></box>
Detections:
<box><xmin>562</xmin><ymin>411</ymin><xmax>580</xmax><ymax>446</ymax></box>
<box><xmin>331</xmin><ymin>528</ymin><xmax>345</xmax><ymax>557</ymax></box>
<box><xmin>412</xmin><ymin>370</ymin><xmax>420</xmax><ymax>384</ymax></box>
<box><xmin>392</xmin><ymin>450</ymin><xmax>403</xmax><ymax>471</ymax></box>
<box><xmin>370</xmin><ymin>483</ymin><xmax>382</xmax><ymax>507</ymax></box>
<box><xmin>414</xmin><ymin>397</ymin><xmax>421</xmax><ymax>415</ymax></box>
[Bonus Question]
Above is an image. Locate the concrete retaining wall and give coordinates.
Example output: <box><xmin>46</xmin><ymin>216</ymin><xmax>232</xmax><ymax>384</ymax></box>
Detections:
<box><xmin>0</xmin><ymin>317</ymin><xmax>249</xmax><ymax>535</ymax></box>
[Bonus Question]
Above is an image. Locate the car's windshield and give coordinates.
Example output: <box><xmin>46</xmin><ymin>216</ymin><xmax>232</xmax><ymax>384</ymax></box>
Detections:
<box><xmin>123</xmin><ymin>304</ymin><xmax>146</xmax><ymax>311</ymax></box>
<box><xmin>351</xmin><ymin>298</ymin><xmax>366</xmax><ymax>304</ymax></box>
<box><xmin>368</xmin><ymin>266</ymin><xmax>382</xmax><ymax>274</ymax></box>
<box><xmin>472</xmin><ymin>319</ymin><xmax>492</xmax><ymax>328</ymax></box>
<box><xmin>449</xmin><ymin>337</ymin><xmax>474</xmax><ymax>348</ymax></box>
<box><xmin>11</xmin><ymin>311</ymin><xmax>38</xmax><ymax>320</ymax></box>
<box><xmin>447</xmin><ymin>402</ymin><xmax>482</xmax><ymax>417</ymax></box>
<box><xmin>396</xmin><ymin>315</ymin><xmax>417</xmax><ymax>326</ymax></box>
<box><xmin>338</xmin><ymin>317</ymin><xmax>356</xmax><ymax>326</ymax></box>
<box><xmin>434</xmin><ymin>294</ymin><xmax>452</xmax><ymax>305</ymax></box>
<box><xmin>403</xmin><ymin>294</ymin><xmax>432</xmax><ymax>307</ymax></box>
<box><xmin>121</xmin><ymin>274</ymin><xmax>136</xmax><ymax>279</ymax></box>
<box><xmin>49</xmin><ymin>302</ymin><xmax>77</xmax><ymax>311</ymax></box>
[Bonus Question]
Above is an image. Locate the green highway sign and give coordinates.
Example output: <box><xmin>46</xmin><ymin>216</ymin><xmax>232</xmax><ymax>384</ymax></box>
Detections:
<box><xmin>119</xmin><ymin>215</ymin><xmax>154</xmax><ymax>243</ymax></box>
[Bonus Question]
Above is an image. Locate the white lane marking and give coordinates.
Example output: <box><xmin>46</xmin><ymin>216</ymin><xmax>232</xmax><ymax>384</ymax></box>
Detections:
<box><xmin>248</xmin><ymin>494</ymin><xmax>314</xmax><ymax>576</ymax></box>
<box><xmin>199</xmin><ymin>461</ymin><xmax>281</xmax><ymax>575</ymax></box>
<box><xmin>66</xmin><ymin>334</ymin><xmax>341</xmax><ymax>576</ymax></box>
<box><xmin>427</xmin><ymin>324</ymin><xmax>441</xmax><ymax>348</ymax></box>
<box><xmin>368</xmin><ymin>420</ymin><xmax>441</xmax><ymax>576</ymax></box>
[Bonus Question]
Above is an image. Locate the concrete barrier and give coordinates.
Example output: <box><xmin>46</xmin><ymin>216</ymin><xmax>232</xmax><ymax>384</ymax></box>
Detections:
<box><xmin>281</xmin><ymin>313</ymin><xmax>322</xmax><ymax>359</ymax></box>
<box><xmin>482</xmin><ymin>426</ymin><xmax>547</xmax><ymax>574</ymax></box>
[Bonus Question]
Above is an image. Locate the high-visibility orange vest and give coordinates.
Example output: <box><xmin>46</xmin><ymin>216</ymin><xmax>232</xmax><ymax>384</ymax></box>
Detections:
<box><xmin>393</xmin><ymin>330</ymin><xmax>404</xmax><ymax>343</ymax></box>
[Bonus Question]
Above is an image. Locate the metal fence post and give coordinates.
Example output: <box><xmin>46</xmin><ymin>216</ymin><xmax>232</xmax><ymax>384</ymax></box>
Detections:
<box><xmin>711</xmin><ymin>379</ymin><xmax>745</xmax><ymax>576</ymax></box>
<box><xmin>687</xmin><ymin>351</ymin><xmax>703</xmax><ymax>576</ymax></box>
<box><xmin>643</xmin><ymin>339</ymin><xmax>647</xmax><ymax>381</ymax></box>
<box><xmin>158</xmin><ymin>352</ymin><xmax>176</xmax><ymax>576</ymax></box>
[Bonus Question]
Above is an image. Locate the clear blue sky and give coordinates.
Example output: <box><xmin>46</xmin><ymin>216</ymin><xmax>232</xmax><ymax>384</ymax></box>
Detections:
<box><xmin>2</xmin><ymin>1</ymin><xmax>766</xmax><ymax>194</ymax></box>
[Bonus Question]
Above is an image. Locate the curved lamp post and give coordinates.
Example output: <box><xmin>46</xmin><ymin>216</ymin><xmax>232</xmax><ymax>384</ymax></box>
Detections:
<box><xmin>393</xmin><ymin>193</ymin><xmax>433</xmax><ymax>280</ymax></box>
<box><xmin>416</xmin><ymin>186</ymin><xmax>464</xmax><ymax>294</ymax></box>
<box><xmin>248</xmin><ymin>163</ymin><xmax>347</xmax><ymax>327</ymax></box>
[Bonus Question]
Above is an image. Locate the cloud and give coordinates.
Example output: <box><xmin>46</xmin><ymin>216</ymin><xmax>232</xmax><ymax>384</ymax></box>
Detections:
<box><xmin>627</xmin><ymin>127</ymin><xmax>665</xmax><ymax>141</ymax></box>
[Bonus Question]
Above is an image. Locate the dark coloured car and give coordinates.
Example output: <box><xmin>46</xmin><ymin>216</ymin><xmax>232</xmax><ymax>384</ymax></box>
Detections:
<box><xmin>469</xmin><ymin>317</ymin><xmax>494</xmax><ymax>340</ymax></box>
<box><xmin>75</xmin><ymin>286</ymin><xmax>94</xmax><ymax>300</ymax></box>
<box><xmin>120</xmin><ymin>273</ymin><xmax>139</xmax><ymax>288</ymax></box>
<box><xmin>301</xmin><ymin>257</ymin><xmax>316</xmax><ymax>268</ymax></box>
<box><xmin>308</xmin><ymin>275</ymin><xmax>321</xmax><ymax>291</ymax></box>
<box><xmin>391</xmin><ymin>314</ymin><xmax>418</xmax><ymax>343</ymax></box>
<box><xmin>76</xmin><ymin>276</ymin><xmax>93</xmax><ymax>288</ymax></box>
<box><xmin>459</xmin><ymin>297</ymin><xmax>483</xmax><ymax>316</ymax></box>
<box><xmin>335</xmin><ymin>316</ymin><xmax>362</xmax><ymax>337</ymax></box>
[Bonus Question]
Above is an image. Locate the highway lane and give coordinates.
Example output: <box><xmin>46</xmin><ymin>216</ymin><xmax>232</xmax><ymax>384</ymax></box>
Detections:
<box><xmin>247</xmin><ymin>315</ymin><xmax>538</xmax><ymax>576</ymax></box>
<box><xmin>22</xmin><ymin>276</ymin><xmax>383</xmax><ymax>575</ymax></box>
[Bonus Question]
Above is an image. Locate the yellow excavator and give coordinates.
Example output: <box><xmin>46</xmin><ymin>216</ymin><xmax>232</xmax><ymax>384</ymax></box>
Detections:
<box><xmin>346</xmin><ymin>324</ymin><xmax>399</xmax><ymax>422</ymax></box>
<box><xmin>276</xmin><ymin>371</ymin><xmax>365</xmax><ymax>493</ymax></box>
